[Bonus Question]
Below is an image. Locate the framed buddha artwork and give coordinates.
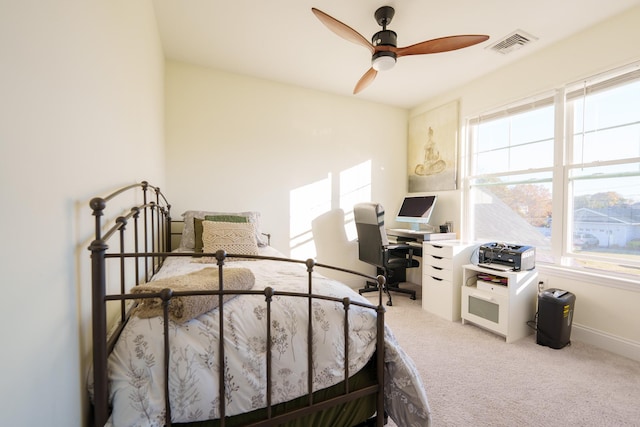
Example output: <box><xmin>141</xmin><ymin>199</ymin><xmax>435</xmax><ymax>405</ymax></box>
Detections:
<box><xmin>408</xmin><ymin>100</ymin><xmax>459</xmax><ymax>192</ymax></box>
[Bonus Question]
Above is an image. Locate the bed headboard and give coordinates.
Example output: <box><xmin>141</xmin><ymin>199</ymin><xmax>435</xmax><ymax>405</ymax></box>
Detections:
<box><xmin>88</xmin><ymin>181</ymin><xmax>172</xmax><ymax>424</ymax></box>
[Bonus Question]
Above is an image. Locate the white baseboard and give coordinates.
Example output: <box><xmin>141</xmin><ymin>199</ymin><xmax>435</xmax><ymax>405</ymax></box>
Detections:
<box><xmin>572</xmin><ymin>323</ymin><xmax>640</xmax><ymax>362</ymax></box>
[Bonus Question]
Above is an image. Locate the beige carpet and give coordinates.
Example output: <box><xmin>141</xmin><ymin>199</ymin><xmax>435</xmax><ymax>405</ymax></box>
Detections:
<box><xmin>363</xmin><ymin>284</ymin><xmax>640</xmax><ymax>427</ymax></box>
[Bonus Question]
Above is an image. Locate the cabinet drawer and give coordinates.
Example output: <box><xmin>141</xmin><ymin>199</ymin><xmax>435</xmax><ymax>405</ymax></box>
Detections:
<box><xmin>422</xmin><ymin>275</ymin><xmax>457</xmax><ymax>321</ymax></box>
<box><xmin>477</xmin><ymin>280</ymin><xmax>508</xmax><ymax>296</ymax></box>
<box><xmin>423</xmin><ymin>263</ymin><xmax>452</xmax><ymax>280</ymax></box>
<box><xmin>423</xmin><ymin>254</ymin><xmax>453</xmax><ymax>270</ymax></box>
<box><xmin>462</xmin><ymin>286</ymin><xmax>509</xmax><ymax>335</ymax></box>
<box><xmin>423</xmin><ymin>243</ymin><xmax>455</xmax><ymax>258</ymax></box>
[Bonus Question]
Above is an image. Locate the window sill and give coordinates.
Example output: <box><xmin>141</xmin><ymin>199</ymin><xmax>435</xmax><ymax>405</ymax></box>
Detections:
<box><xmin>537</xmin><ymin>263</ymin><xmax>640</xmax><ymax>292</ymax></box>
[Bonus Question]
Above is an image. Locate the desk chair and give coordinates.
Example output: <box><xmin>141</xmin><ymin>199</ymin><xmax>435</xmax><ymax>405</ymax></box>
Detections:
<box><xmin>354</xmin><ymin>202</ymin><xmax>419</xmax><ymax>306</ymax></box>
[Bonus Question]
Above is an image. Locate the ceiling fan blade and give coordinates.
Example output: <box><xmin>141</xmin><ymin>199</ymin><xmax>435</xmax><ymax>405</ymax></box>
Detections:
<box><xmin>353</xmin><ymin>68</ymin><xmax>378</xmax><ymax>94</ymax></box>
<box><xmin>394</xmin><ymin>35</ymin><xmax>489</xmax><ymax>57</ymax></box>
<box><xmin>312</xmin><ymin>8</ymin><xmax>375</xmax><ymax>54</ymax></box>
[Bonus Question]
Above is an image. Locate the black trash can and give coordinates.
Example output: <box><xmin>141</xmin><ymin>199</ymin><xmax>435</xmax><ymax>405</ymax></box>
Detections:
<box><xmin>537</xmin><ymin>288</ymin><xmax>576</xmax><ymax>349</ymax></box>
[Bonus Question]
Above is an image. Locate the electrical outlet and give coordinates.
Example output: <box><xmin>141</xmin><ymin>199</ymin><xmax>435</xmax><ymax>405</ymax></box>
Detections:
<box><xmin>537</xmin><ymin>275</ymin><xmax>549</xmax><ymax>292</ymax></box>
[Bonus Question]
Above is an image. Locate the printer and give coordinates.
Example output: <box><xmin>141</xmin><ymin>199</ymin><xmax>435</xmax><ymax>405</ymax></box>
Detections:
<box><xmin>478</xmin><ymin>242</ymin><xmax>535</xmax><ymax>271</ymax></box>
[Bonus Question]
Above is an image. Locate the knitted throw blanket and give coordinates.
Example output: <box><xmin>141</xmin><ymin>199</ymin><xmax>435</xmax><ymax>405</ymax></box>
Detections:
<box><xmin>132</xmin><ymin>267</ymin><xmax>255</xmax><ymax>323</ymax></box>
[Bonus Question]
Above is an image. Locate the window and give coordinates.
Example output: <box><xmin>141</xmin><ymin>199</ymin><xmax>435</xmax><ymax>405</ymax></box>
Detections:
<box><xmin>565</xmin><ymin>70</ymin><xmax>640</xmax><ymax>273</ymax></box>
<box><xmin>467</xmin><ymin>97</ymin><xmax>555</xmax><ymax>263</ymax></box>
<box><xmin>466</xmin><ymin>64</ymin><xmax>640</xmax><ymax>277</ymax></box>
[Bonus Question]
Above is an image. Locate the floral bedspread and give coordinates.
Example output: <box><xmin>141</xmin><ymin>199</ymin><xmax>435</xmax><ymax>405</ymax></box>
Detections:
<box><xmin>100</xmin><ymin>247</ymin><xmax>431</xmax><ymax>427</ymax></box>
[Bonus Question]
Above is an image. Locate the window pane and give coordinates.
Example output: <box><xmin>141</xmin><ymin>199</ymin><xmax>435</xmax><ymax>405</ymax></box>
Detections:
<box><xmin>476</xmin><ymin>119</ymin><xmax>509</xmax><ymax>152</ymax></box>
<box><xmin>474</xmin><ymin>105</ymin><xmax>555</xmax><ymax>175</ymax></box>
<box><xmin>475</xmin><ymin>148</ymin><xmax>509</xmax><ymax>174</ymax></box>
<box><xmin>510</xmin><ymin>106</ymin><xmax>555</xmax><ymax>145</ymax></box>
<box><xmin>510</xmin><ymin>138</ymin><xmax>554</xmax><ymax>170</ymax></box>
<box><xmin>471</xmin><ymin>172</ymin><xmax>553</xmax><ymax>262</ymax></box>
<box><xmin>569</xmin><ymin>163</ymin><xmax>640</xmax><ymax>262</ymax></box>
<box><xmin>571</xmin><ymin>80</ymin><xmax>640</xmax><ymax>164</ymax></box>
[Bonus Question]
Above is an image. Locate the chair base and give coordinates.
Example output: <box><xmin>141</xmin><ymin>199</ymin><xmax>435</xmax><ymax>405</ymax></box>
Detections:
<box><xmin>359</xmin><ymin>280</ymin><xmax>416</xmax><ymax>306</ymax></box>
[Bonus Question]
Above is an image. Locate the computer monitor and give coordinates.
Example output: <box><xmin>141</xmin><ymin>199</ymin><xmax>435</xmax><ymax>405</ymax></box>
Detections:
<box><xmin>396</xmin><ymin>195</ymin><xmax>437</xmax><ymax>231</ymax></box>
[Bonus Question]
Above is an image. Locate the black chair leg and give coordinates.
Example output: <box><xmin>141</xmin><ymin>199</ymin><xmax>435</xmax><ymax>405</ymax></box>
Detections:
<box><xmin>385</xmin><ymin>286</ymin><xmax>393</xmax><ymax>306</ymax></box>
<box><xmin>359</xmin><ymin>265</ymin><xmax>416</xmax><ymax>305</ymax></box>
<box><xmin>359</xmin><ymin>280</ymin><xmax>393</xmax><ymax>306</ymax></box>
<box><xmin>359</xmin><ymin>285</ymin><xmax>411</xmax><ymax>306</ymax></box>
<box><xmin>382</xmin><ymin>268</ymin><xmax>414</xmax><ymax>304</ymax></box>
<box><xmin>358</xmin><ymin>281</ymin><xmax>379</xmax><ymax>294</ymax></box>
<box><xmin>386</xmin><ymin>283</ymin><xmax>417</xmax><ymax>300</ymax></box>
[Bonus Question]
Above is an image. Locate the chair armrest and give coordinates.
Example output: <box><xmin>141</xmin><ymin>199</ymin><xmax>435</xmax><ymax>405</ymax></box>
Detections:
<box><xmin>385</xmin><ymin>244</ymin><xmax>412</xmax><ymax>251</ymax></box>
<box><xmin>384</xmin><ymin>244</ymin><xmax>418</xmax><ymax>262</ymax></box>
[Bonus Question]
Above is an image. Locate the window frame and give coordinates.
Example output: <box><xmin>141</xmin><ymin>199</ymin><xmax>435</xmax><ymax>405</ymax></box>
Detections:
<box><xmin>463</xmin><ymin>62</ymin><xmax>640</xmax><ymax>287</ymax></box>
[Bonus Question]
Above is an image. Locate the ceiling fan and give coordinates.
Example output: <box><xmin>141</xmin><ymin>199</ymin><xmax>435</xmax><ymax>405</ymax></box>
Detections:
<box><xmin>311</xmin><ymin>6</ymin><xmax>489</xmax><ymax>94</ymax></box>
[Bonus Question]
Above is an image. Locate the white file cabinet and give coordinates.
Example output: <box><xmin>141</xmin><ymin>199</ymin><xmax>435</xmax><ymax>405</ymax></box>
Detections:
<box><xmin>421</xmin><ymin>241</ymin><xmax>477</xmax><ymax>321</ymax></box>
<box><xmin>461</xmin><ymin>264</ymin><xmax>538</xmax><ymax>343</ymax></box>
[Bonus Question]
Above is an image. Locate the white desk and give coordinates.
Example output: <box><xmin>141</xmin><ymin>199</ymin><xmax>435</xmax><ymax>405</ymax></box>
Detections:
<box><xmin>386</xmin><ymin>228</ymin><xmax>456</xmax><ymax>241</ymax></box>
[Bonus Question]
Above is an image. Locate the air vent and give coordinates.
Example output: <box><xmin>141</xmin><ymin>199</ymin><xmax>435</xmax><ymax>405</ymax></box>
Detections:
<box><xmin>488</xmin><ymin>29</ymin><xmax>538</xmax><ymax>54</ymax></box>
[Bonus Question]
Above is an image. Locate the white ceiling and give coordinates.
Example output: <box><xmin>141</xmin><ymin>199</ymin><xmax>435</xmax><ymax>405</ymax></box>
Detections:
<box><xmin>153</xmin><ymin>0</ymin><xmax>640</xmax><ymax>109</ymax></box>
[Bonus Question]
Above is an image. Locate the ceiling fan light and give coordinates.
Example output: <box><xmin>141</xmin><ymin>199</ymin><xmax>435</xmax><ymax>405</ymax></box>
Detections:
<box><xmin>372</xmin><ymin>51</ymin><xmax>396</xmax><ymax>71</ymax></box>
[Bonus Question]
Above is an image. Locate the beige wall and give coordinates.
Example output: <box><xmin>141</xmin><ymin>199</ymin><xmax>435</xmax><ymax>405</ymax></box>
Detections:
<box><xmin>165</xmin><ymin>61</ymin><xmax>409</xmax><ymax>283</ymax></box>
<box><xmin>410</xmin><ymin>5</ymin><xmax>640</xmax><ymax>360</ymax></box>
<box><xmin>0</xmin><ymin>1</ymin><xmax>165</xmax><ymax>425</ymax></box>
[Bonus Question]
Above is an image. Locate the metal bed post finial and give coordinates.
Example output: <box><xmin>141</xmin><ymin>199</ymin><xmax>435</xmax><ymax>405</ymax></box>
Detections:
<box><xmin>90</xmin><ymin>197</ymin><xmax>106</xmax><ymax>240</ymax></box>
<box><xmin>305</xmin><ymin>258</ymin><xmax>316</xmax><ymax>291</ymax></box>
<box><xmin>305</xmin><ymin>258</ymin><xmax>316</xmax><ymax>270</ymax></box>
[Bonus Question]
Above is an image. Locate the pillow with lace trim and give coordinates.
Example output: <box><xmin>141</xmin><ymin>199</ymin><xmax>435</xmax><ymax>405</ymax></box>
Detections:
<box><xmin>180</xmin><ymin>210</ymin><xmax>267</xmax><ymax>249</ymax></box>
<box><xmin>200</xmin><ymin>220</ymin><xmax>259</xmax><ymax>261</ymax></box>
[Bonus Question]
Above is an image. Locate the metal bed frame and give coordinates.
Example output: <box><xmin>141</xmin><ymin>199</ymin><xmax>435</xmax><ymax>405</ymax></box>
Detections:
<box><xmin>88</xmin><ymin>181</ymin><xmax>387</xmax><ymax>427</ymax></box>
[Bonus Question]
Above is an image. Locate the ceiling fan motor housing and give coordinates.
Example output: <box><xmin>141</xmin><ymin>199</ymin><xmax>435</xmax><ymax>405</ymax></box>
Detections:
<box><xmin>372</xmin><ymin>30</ymin><xmax>397</xmax><ymax>47</ymax></box>
<box><xmin>371</xmin><ymin>29</ymin><xmax>397</xmax><ymax>71</ymax></box>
